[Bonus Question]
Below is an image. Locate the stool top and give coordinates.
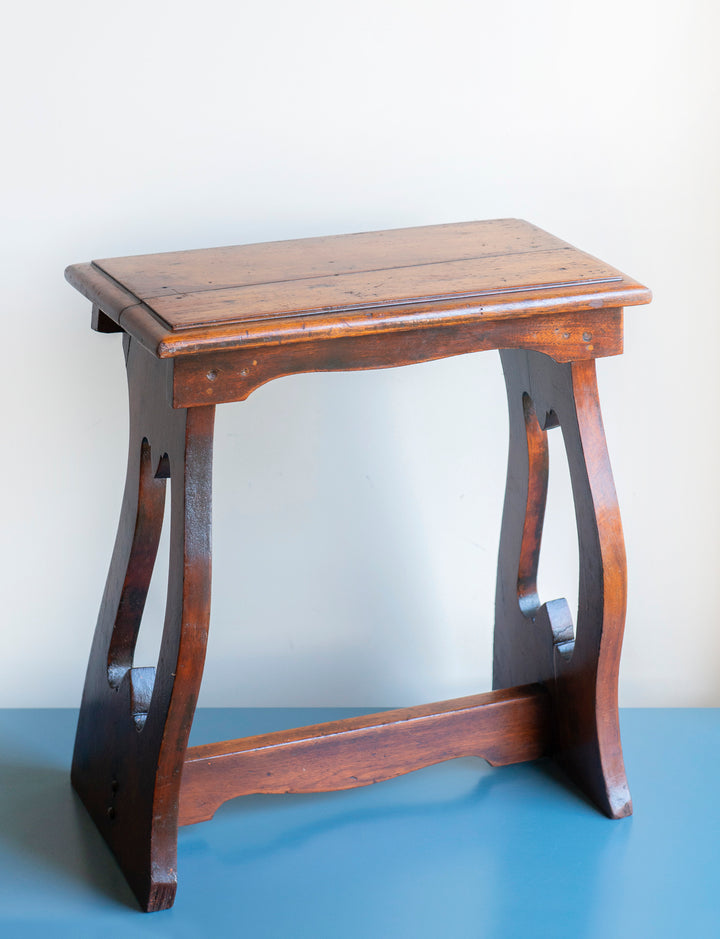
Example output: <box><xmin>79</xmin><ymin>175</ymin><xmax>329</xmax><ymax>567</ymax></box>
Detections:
<box><xmin>66</xmin><ymin>219</ymin><xmax>650</xmax><ymax>359</ymax></box>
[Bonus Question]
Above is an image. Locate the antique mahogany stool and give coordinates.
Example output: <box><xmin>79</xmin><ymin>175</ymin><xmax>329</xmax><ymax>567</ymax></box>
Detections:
<box><xmin>66</xmin><ymin>220</ymin><xmax>651</xmax><ymax>911</ymax></box>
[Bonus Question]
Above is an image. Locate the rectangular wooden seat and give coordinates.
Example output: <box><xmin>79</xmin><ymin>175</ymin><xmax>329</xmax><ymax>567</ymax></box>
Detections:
<box><xmin>66</xmin><ymin>218</ymin><xmax>648</xmax><ymax>355</ymax></box>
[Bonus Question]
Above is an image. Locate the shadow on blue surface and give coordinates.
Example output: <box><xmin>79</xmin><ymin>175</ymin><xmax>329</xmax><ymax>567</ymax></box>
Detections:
<box><xmin>0</xmin><ymin>755</ymin><xmax>135</xmax><ymax>911</ymax></box>
<box><xmin>190</xmin><ymin>756</ymin><xmax>596</xmax><ymax>867</ymax></box>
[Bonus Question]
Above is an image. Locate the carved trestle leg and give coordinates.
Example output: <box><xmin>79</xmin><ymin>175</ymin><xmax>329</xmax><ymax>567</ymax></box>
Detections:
<box><xmin>71</xmin><ymin>335</ymin><xmax>215</xmax><ymax>912</ymax></box>
<box><xmin>494</xmin><ymin>349</ymin><xmax>631</xmax><ymax>818</ymax></box>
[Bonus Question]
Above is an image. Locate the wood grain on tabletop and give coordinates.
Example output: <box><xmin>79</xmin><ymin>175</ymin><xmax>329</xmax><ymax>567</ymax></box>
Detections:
<box><xmin>65</xmin><ymin>220</ymin><xmax>650</xmax><ymax>359</ymax></box>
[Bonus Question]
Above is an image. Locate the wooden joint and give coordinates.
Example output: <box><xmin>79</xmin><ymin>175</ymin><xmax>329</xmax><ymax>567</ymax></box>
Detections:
<box><xmin>92</xmin><ymin>305</ymin><xmax>124</xmax><ymax>333</ymax></box>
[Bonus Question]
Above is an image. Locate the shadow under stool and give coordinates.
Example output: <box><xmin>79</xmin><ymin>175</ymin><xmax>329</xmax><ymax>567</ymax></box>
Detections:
<box><xmin>65</xmin><ymin>219</ymin><xmax>651</xmax><ymax>911</ymax></box>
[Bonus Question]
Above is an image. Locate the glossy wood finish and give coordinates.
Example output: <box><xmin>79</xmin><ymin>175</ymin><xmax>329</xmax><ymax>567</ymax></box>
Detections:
<box><xmin>71</xmin><ymin>337</ymin><xmax>215</xmax><ymax>911</ymax></box>
<box><xmin>169</xmin><ymin>307</ymin><xmax>624</xmax><ymax>407</ymax></box>
<box><xmin>66</xmin><ymin>220</ymin><xmax>651</xmax><ymax>911</ymax></box>
<box><xmin>494</xmin><ymin>349</ymin><xmax>630</xmax><ymax>818</ymax></box>
<box><xmin>65</xmin><ymin>219</ymin><xmax>650</xmax><ymax>361</ymax></box>
<box><xmin>178</xmin><ymin>684</ymin><xmax>551</xmax><ymax>825</ymax></box>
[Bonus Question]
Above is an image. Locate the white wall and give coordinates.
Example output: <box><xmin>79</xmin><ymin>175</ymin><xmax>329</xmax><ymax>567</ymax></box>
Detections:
<box><xmin>2</xmin><ymin>0</ymin><xmax>718</xmax><ymax>706</ymax></box>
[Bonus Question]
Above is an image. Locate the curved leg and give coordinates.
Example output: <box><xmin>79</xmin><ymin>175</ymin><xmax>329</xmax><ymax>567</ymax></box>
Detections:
<box><xmin>72</xmin><ymin>337</ymin><xmax>215</xmax><ymax>911</ymax></box>
<box><xmin>494</xmin><ymin>349</ymin><xmax>630</xmax><ymax>819</ymax></box>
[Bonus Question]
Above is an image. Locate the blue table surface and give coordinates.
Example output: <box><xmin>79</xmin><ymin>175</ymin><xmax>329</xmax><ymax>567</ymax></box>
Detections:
<box><xmin>0</xmin><ymin>707</ymin><xmax>717</xmax><ymax>938</ymax></box>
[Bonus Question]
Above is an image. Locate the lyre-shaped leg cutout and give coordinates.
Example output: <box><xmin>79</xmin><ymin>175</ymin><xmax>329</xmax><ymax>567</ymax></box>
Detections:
<box><xmin>124</xmin><ymin>449</ymin><xmax>172</xmax><ymax>732</ymax></box>
<box><xmin>494</xmin><ymin>349</ymin><xmax>630</xmax><ymax>819</ymax></box>
<box><xmin>516</xmin><ymin>393</ymin><xmax>549</xmax><ymax>618</ymax></box>
<box><xmin>106</xmin><ymin>438</ymin><xmax>167</xmax><ymax>690</ymax></box>
<box><xmin>516</xmin><ymin>396</ymin><xmax>578</xmax><ymax>659</ymax></box>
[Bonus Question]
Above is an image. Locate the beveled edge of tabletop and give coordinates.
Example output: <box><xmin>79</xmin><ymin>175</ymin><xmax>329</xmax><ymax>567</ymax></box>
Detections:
<box><xmin>65</xmin><ymin>220</ymin><xmax>651</xmax><ymax>359</ymax></box>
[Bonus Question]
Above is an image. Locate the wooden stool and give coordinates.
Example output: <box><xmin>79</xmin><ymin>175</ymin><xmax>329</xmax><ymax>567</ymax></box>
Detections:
<box><xmin>66</xmin><ymin>219</ymin><xmax>651</xmax><ymax>911</ymax></box>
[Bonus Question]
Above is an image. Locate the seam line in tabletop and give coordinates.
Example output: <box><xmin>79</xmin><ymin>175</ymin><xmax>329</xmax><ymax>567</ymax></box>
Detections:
<box><xmin>90</xmin><ymin>259</ymin><xmax>628</xmax><ymax>335</ymax></box>
<box><xmin>148</xmin><ymin>277</ymin><xmax>626</xmax><ymax>332</ymax></box>
<box><xmin>91</xmin><ymin>244</ymin><xmax>606</xmax><ymax>301</ymax></box>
